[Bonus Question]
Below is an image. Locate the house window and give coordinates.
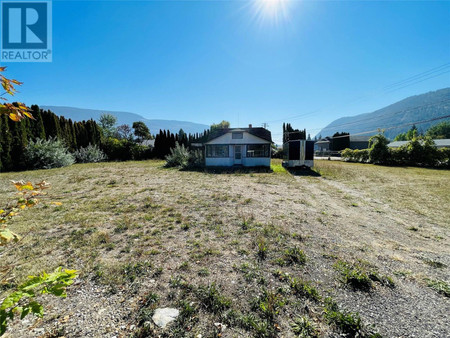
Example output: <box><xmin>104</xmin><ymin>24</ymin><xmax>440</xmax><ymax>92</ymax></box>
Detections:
<box><xmin>232</xmin><ymin>132</ymin><xmax>243</xmax><ymax>139</ymax></box>
<box><xmin>246</xmin><ymin>144</ymin><xmax>270</xmax><ymax>157</ymax></box>
<box><xmin>206</xmin><ymin>145</ymin><xmax>229</xmax><ymax>158</ymax></box>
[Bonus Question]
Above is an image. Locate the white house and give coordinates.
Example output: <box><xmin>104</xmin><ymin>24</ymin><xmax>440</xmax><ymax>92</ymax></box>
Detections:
<box><xmin>204</xmin><ymin>127</ymin><xmax>272</xmax><ymax>167</ymax></box>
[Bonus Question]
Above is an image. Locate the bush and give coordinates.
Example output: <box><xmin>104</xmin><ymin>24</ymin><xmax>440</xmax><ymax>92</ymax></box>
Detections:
<box><xmin>369</xmin><ymin>134</ymin><xmax>390</xmax><ymax>164</ymax></box>
<box><xmin>341</xmin><ymin>148</ymin><xmax>369</xmax><ymax>163</ymax></box>
<box><xmin>165</xmin><ymin>143</ymin><xmax>204</xmax><ymax>169</ymax></box>
<box><xmin>165</xmin><ymin>143</ymin><xmax>190</xmax><ymax>168</ymax></box>
<box><xmin>25</xmin><ymin>137</ymin><xmax>74</xmax><ymax>169</ymax></box>
<box><xmin>73</xmin><ymin>144</ymin><xmax>107</xmax><ymax>163</ymax></box>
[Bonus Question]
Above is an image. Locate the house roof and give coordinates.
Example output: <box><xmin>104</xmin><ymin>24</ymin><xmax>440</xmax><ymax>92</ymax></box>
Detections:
<box><xmin>435</xmin><ymin>139</ymin><xmax>450</xmax><ymax>147</ymax></box>
<box><xmin>349</xmin><ymin>135</ymin><xmax>371</xmax><ymax>142</ymax></box>
<box><xmin>388</xmin><ymin>139</ymin><xmax>450</xmax><ymax>148</ymax></box>
<box><xmin>206</xmin><ymin>128</ymin><xmax>272</xmax><ymax>143</ymax></box>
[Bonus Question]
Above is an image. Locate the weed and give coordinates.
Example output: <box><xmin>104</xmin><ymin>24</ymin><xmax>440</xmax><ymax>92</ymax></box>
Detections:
<box><xmin>324</xmin><ymin>297</ymin><xmax>362</xmax><ymax>336</ymax></box>
<box><xmin>334</xmin><ymin>260</ymin><xmax>372</xmax><ymax>290</ymax></box>
<box><xmin>290</xmin><ymin>277</ymin><xmax>321</xmax><ymax>301</ymax></box>
<box><xmin>256</xmin><ymin>236</ymin><xmax>268</xmax><ymax>260</ymax></box>
<box><xmin>279</xmin><ymin>247</ymin><xmax>306</xmax><ymax>266</ymax></box>
<box><xmin>426</xmin><ymin>279</ymin><xmax>450</xmax><ymax>297</ymax></box>
<box><xmin>122</xmin><ymin>261</ymin><xmax>152</xmax><ymax>282</ymax></box>
<box><xmin>251</xmin><ymin>289</ymin><xmax>285</xmax><ymax>321</ymax></box>
<box><xmin>423</xmin><ymin>258</ymin><xmax>446</xmax><ymax>269</ymax></box>
<box><xmin>198</xmin><ymin>268</ymin><xmax>210</xmax><ymax>277</ymax></box>
<box><xmin>178</xmin><ymin>261</ymin><xmax>190</xmax><ymax>271</ymax></box>
<box><xmin>196</xmin><ymin>283</ymin><xmax>231</xmax><ymax>314</ymax></box>
<box><xmin>291</xmin><ymin>315</ymin><xmax>318</xmax><ymax>337</ymax></box>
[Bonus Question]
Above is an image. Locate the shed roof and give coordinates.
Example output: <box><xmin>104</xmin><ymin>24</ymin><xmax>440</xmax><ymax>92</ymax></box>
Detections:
<box><xmin>206</xmin><ymin>128</ymin><xmax>272</xmax><ymax>143</ymax></box>
<box><xmin>388</xmin><ymin>139</ymin><xmax>450</xmax><ymax>148</ymax></box>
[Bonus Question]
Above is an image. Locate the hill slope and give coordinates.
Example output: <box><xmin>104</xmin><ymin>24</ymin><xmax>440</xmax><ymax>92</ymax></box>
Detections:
<box><xmin>41</xmin><ymin>106</ymin><xmax>209</xmax><ymax>135</ymax></box>
<box><xmin>317</xmin><ymin>88</ymin><xmax>450</xmax><ymax>139</ymax></box>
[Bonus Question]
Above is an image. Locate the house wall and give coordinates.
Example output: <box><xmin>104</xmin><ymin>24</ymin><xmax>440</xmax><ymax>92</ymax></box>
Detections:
<box><xmin>206</xmin><ymin>132</ymin><xmax>268</xmax><ymax>145</ymax></box>
<box><xmin>205</xmin><ymin>132</ymin><xmax>271</xmax><ymax>167</ymax></box>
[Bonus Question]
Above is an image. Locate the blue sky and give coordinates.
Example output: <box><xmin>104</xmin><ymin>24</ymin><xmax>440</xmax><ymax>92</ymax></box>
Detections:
<box><xmin>4</xmin><ymin>0</ymin><xmax>450</xmax><ymax>143</ymax></box>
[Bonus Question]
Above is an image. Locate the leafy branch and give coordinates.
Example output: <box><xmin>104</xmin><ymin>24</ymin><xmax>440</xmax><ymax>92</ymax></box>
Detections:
<box><xmin>0</xmin><ymin>268</ymin><xmax>77</xmax><ymax>336</ymax></box>
<box><xmin>0</xmin><ymin>67</ymin><xmax>32</xmax><ymax>121</ymax></box>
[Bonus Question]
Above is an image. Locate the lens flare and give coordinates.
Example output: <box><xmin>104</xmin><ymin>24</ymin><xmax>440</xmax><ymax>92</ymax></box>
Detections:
<box><xmin>251</xmin><ymin>0</ymin><xmax>291</xmax><ymax>26</ymax></box>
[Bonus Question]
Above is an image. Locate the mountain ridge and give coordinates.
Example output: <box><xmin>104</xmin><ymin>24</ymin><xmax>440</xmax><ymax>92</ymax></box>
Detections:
<box><xmin>40</xmin><ymin>105</ymin><xmax>210</xmax><ymax>136</ymax></box>
<box><xmin>316</xmin><ymin>88</ymin><xmax>450</xmax><ymax>139</ymax></box>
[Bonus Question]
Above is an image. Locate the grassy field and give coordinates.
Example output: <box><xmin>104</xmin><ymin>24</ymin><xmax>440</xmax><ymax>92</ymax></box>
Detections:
<box><xmin>0</xmin><ymin>159</ymin><xmax>449</xmax><ymax>337</ymax></box>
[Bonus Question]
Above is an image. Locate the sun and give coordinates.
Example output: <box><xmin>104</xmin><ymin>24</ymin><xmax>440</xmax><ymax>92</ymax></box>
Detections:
<box><xmin>251</xmin><ymin>0</ymin><xmax>291</xmax><ymax>26</ymax></box>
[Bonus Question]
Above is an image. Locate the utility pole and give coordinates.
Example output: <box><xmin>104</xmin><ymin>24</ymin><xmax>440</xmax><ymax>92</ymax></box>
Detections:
<box><xmin>262</xmin><ymin>122</ymin><xmax>269</xmax><ymax>129</ymax></box>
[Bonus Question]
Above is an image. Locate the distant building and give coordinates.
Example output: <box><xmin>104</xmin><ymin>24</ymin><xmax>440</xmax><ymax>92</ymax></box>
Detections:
<box><xmin>349</xmin><ymin>135</ymin><xmax>371</xmax><ymax>150</ymax></box>
<box><xmin>204</xmin><ymin>126</ymin><xmax>272</xmax><ymax>167</ymax></box>
<box><xmin>388</xmin><ymin>139</ymin><xmax>450</xmax><ymax>149</ymax></box>
<box><xmin>315</xmin><ymin>137</ymin><xmax>331</xmax><ymax>152</ymax></box>
<box><xmin>314</xmin><ymin>135</ymin><xmax>371</xmax><ymax>153</ymax></box>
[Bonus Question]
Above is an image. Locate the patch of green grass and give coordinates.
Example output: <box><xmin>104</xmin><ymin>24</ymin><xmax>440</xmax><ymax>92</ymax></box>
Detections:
<box><xmin>290</xmin><ymin>277</ymin><xmax>321</xmax><ymax>301</ymax></box>
<box><xmin>251</xmin><ymin>289</ymin><xmax>285</xmax><ymax>321</ymax></box>
<box><xmin>278</xmin><ymin>247</ymin><xmax>306</xmax><ymax>266</ymax></box>
<box><xmin>334</xmin><ymin>260</ymin><xmax>373</xmax><ymax>290</ymax></box>
<box><xmin>196</xmin><ymin>283</ymin><xmax>232</xmax><ymax>314</ymax></box>
<box><xmin>427</xmin><ymin>279</ymin><xmax>450</xmax><ymax>297</ymax></box>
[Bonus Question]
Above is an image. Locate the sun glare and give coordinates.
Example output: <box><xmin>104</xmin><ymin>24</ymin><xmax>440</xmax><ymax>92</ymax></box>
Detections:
<box><xmin>251</xmin><ymin>0</ymin><xmax>291</xmax><ymax>26</ymax></box>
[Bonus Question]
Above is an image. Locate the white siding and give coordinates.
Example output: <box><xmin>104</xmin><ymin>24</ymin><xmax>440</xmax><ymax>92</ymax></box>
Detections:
<box><xmin>205</xmin><ymin>132</ymin><xmax>271</xmax><ymax>167</ymax></box>
<box><xmin>206</xmin><ymin>131</ymin><xmax>268</xmax><ymax>145</ymax></box>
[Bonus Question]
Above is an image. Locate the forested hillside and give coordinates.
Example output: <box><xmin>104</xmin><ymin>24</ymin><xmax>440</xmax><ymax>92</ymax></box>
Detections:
<box><xmin>317</xmin><ymin>88</ymin><xmax>450</xmax><ymax>139</ymax></box>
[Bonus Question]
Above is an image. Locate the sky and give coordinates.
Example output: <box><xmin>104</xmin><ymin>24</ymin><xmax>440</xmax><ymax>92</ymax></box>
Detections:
<box><xmin>3</xmin><ymin>0</ymin><xmax>450</xmax><ymax>143</ymax></box>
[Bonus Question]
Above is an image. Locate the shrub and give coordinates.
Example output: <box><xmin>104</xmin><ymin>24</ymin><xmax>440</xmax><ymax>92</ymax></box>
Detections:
<box><xmin>25</xmin><ymin>137</ymin><xmax>74</xmax><ymax>169</ymax></box>
<box><xmin>73</xmin><ymin>144</ymin><xmax>107</xmax><ymax>163</ymax></box>
<box><xmin>165</xmin><ymin>143</ymin><xmax>190</xmax><ymax>168</ymax></box>
<box><xmin>341</xmin><ymin>148</ymin><xmax>369</xmax><ymax>163</ymax></box>
<box><xmin>369</xmin><ymin>134</ymin><xmax>390</xmax><ymax>164</ymax></box>
<box><xmin>165</xmin><ymin>143</ymin><xmax>204</xmax><ymax>169</ymax></box>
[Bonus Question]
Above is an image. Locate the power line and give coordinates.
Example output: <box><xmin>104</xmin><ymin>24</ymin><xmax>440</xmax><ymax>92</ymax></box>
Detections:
<box><xmin>383</xmin><ymin>63</ymin><xmax>450</xmax><ymax>90</ymax></box>
<box><xmin>315</xmin><ymin>114</ymin><xmax>450</xmax><ymax>140</ymax></box>
<box><xmin>271</xmin><ymin>97</ymin><xmax>450</xmax><ymax>136</ymax></box>
<box><xmin>263</xmin><ymin>62</ymin><xmax>450</xmax><ymax>125</ymax></box>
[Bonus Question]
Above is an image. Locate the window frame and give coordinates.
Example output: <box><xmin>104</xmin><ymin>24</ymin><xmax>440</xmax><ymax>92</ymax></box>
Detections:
<box><xmin>246</xmin><ymin>144</ymin><xmax>270</xmax><ymax>158</ymax></box>
<box><xmin>205</xmin><ymin>144</ymin><xmax>230</xmax><ymax>158</ymax></box>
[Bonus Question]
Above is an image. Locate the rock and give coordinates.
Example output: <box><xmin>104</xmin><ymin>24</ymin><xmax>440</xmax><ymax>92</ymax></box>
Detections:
<box><xmin>152</xmin><ymin>308</ymin><xmax>179</xmax><ymax>328</ymax></box>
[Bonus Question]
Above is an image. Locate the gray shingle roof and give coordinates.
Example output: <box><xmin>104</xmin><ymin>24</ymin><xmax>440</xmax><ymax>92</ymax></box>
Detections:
<box><xmin>206</xmin><ymin>128</ymin><xmax>272</xmax><ymax>143</ymax></box>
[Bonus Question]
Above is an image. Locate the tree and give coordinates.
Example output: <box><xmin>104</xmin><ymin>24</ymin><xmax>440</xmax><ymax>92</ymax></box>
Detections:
<box><xmin>132</xmin><ymin>121</ymin><xmax>151</xmax><ymax>142</ymax></box>
<box><xmin>210</xmin><ymin>120</ymin><xmax>230</xmax><ymax>131</ymax></box>
<box><xmin>368</xmin><ymin>134</ymin><xmax>390</xmax><ymax>164</ymax></box>
<box><xmin>117</xmin><ymin>124</ymin><xmax>133</xmax><ymax>140</ymax></box>
<box><xmin>394</xmin><ymin>125</ymin><xmax>418</xmax><ymax>141</ymax></box>
<box><xmin>99</xmin><ymin>113</ymin><xmax>117</xmax><ymax>138</ymax></box>
<box><xmin>426</xmin><ymin>121</ymin><xmax>450</xmax><ymax>139</ymax></box>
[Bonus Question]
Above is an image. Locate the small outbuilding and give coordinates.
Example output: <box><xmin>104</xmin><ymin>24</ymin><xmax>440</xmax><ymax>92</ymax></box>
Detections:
<box><xmin>204</xmin><ymin>127</ymin><xmax>272</xmax><ymax>167</ymax></box>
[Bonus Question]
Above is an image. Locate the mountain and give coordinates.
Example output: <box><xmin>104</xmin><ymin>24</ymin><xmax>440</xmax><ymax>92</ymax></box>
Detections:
<box><xmin>316</xmin><ymin>88</ymin><xmax>450</xmax><ymax>139</ymax></box>
<box><xmin>40</xmin><ymin>106</ymin><xmax>210</xmax><ymax>136</ymax></box>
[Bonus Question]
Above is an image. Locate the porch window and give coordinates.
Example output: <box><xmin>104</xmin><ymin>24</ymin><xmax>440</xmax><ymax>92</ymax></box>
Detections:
<box><xmin>206</xmin><ymin>145</ymin><xmax>229</xmax><ymax>158</ymax></box>
<box><xmin>246</xmin><ymin>144</ymin><xmax>270</xmax><ymax>157</ymax></box>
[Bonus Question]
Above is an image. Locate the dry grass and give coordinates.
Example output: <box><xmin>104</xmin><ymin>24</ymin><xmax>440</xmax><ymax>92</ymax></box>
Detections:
<box><xmin>0</xmin><ymin>159</ymin><xmax>449</xmax><ymax>337</ymax></box>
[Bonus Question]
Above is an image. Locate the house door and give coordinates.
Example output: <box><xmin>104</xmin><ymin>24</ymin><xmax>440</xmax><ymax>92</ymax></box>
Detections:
<box><xmin>234</xmin><ymin>145</ymin><xmax>242</xmax><ymax>165</ymax></box>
